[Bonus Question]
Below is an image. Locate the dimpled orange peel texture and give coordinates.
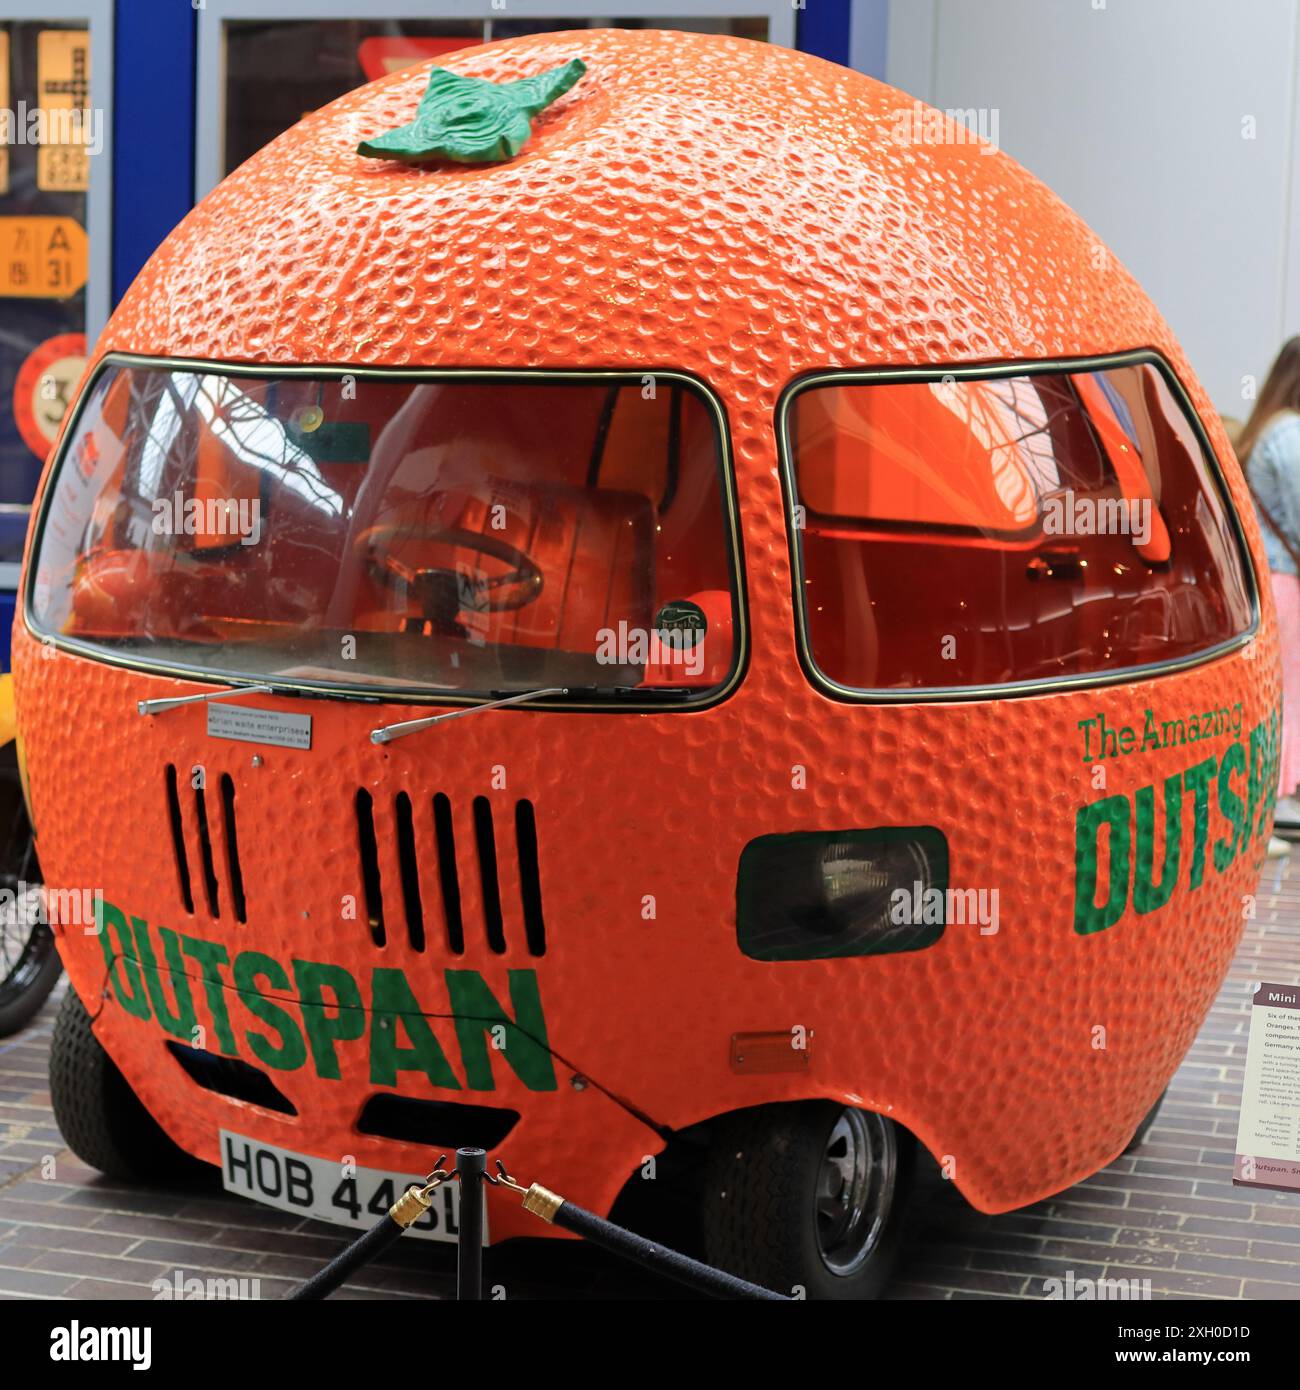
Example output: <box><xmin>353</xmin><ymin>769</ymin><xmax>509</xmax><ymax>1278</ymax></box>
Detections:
<box><xmin>12</xmin><ymin>29</ymin><xmax>1278</xmax><ymax>1226</ymax></box>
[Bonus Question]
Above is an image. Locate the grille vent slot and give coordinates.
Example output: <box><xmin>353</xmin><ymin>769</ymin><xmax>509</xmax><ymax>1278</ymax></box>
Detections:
<box><xmin>165</xmin><ymin>764</ymin><xmax>246</xmax><ymax>922</ymax></box>
<box><xmin>353</xmin><ymin>793</ymin><xmax>546</xmax><ymax>957</ymax></box>
<box><xmin>354</xmin><ymin>788</ymin><xmax>385</xmax><ymax>946</ymax></box>
<box><xmin>515</xmin><ymin>799</ymin><xmax>546</xmax><ymax>957</ymax></box>
<box><xmin>432</xmin><ymin>792</ymin><xmax>464</xmax><ymax>954</ymax></box>
<box><xmin>165</xmin><ymin>765</ymin><xmax>193</xmax><ymax>915</ymax></box>
<box><xmin>394</xmin><ymin>791</ymin><xmax>424</xmax><ymax>952</ymax></box>
<box><xmin>220</xmin><ymin>774</ymin><xmax>247</xmax><ymax>925</ymax></box>
<box><xmin>473</xmin><ymin>797</ymin><xmax>506</xmax><ymax>955</ymax></box>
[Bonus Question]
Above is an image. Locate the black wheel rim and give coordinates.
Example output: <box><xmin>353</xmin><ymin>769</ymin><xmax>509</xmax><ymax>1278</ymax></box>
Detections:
<box><xmin>814</xmin><ymin>1109</ymin><xmax>897</xmax><ymax>1277</ymax></box>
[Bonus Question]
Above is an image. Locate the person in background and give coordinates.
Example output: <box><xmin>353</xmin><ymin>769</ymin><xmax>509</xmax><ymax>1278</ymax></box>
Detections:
<box><xmin>1236</xmin><ymin>336</ymin><xmax>1300</xmax><ymax>852</ymax></box>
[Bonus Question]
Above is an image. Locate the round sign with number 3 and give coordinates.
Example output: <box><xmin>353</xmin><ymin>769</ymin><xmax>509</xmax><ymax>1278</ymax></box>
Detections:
<box><xmin>14</xmin><ymin>332</ymin><xmax>86</xmax><ymax>461</ymax></box>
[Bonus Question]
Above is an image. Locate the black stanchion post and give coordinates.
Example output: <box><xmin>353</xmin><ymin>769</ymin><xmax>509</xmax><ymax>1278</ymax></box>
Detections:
<box><xmin>456</xmin><ymin>1147</ymin><xmax>485</xmax><ymax>1301</ymax></box>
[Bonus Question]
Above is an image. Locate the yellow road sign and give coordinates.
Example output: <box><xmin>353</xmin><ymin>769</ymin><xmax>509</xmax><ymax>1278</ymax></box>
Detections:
<box><xmin>37</xmin><ymin>29</ymin><xmax>91</xmax><ymax>193</ymax></box>
<box><xmin>0</xmin><ymin>216</ymin><xmax>89</xmax><ymax>298</ymax></box>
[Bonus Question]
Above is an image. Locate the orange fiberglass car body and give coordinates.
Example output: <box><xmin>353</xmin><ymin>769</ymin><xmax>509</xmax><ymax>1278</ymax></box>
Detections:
<box><xmin>11</xmin><ymin>29</ymin><xmax>1280</xmax><ymax>1241</ymax></box>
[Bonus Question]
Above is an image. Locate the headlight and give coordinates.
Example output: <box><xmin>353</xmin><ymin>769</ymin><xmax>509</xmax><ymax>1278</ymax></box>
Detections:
<box><xmin>736</xmin><ymin>827</ymin><xmax>948</xmax><ymax>961</ymax></box>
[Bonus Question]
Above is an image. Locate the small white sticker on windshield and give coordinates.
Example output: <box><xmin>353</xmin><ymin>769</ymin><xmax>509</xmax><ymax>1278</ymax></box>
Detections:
<box><xmin>207</xmin><ymin>703</ymin><xmax>311</xmax><ymax>750</ymax></box>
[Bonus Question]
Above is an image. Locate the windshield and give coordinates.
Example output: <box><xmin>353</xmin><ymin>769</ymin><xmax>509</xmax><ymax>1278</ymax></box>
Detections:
<box><xmin>784</xmin><ymin>358</ymin><xmax>1255</xmax><ymax>694</ymax></box>
<box><xmin>28</xmin><ymin>361</ymin><xmax>741</xmax><ymax>702</ymax></box>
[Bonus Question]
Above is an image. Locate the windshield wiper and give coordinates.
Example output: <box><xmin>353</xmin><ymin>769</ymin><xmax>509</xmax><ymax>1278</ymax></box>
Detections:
<box><xmin>137</xmin><ymin>682</ymin><xmax>275</xmax><ymax>717</ymax></box>
<box><xmin>369</xmin><ymin>681</ymin><xmax>700</xmax><ymax>745</ymax></box>
<box><xmin>369</xmin><ymin>686</ymin><xmax>568</xmax><ymax>745</ymax></box>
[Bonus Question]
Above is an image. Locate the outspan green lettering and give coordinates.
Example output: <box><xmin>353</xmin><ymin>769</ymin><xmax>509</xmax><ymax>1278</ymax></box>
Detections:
<box><xmin>179</xmin><ymin>933</ymin><xmax>238</xmax><ymax>1054</ymax></box>
<box><xmin>1133</xmin><ymin>773</ymin><xmax>1181</xmax><ymax>915</ymax></box>
<box><xmin>1072</xmin><ymin>705</ymin><xmax>1281</xmax><ymax>933</ymax></box>
<box><xmin>1260</xmin><ymin>711</ymin><xmax>1281</xmax><ymax>837</ymax></box>
<box><xmin>132</xmin><ymin>918</ymin><xmax>197</xmax><ymax>1039</ymax></box>
<box><xmin>292</xmin><ymin>959</ymin><xmax>365</xmax><ymax>1080</ymax></box>
<box><xmin>1182</xmin><ymin>756</ymin><xmax>1216</xmax><ymax>890</ymax></box>
<box><xmin>94</xmin><ymin>916</ymin><xmax>554</xmax><ymax>1095</ymax></box>
<box><xmin>1214</xmin><ymin>742</ymin><xmax>1247</xmax><ymax>872</ymax></box>
<box><xmin>447</xmin><ymin>968</ymin><xmax>558</xmax><ymax>1092</ymax></box>
<box><xmin>234</xmin><ymin>951</ymin><xmax>308</xmax><ymax>1072</ymax></box>
<box><xmin>1074</xmin><ymin>795</ymin><xmax>1131</xmax><ymax>936</ymax></box>
<box><xmin>369</xmin><ymin>968</ymin><xmax>461</xmax><ymax>1090</ymax></box>
<box><xmin>97</xmin><ymin>900</ymin><xmax>151</xmax><ymax>1019</ymax></box>
<box><xmin>1247</xmin><ymin>724</ymin><xmax>1267</xmax><ymax>847</ymax></box>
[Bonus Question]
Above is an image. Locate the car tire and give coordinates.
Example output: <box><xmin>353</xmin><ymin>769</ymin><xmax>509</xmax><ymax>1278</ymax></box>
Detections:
<box><xmin>701</xmin><ymin>1101</ymin><xmax>914</xmax><ymax>1300</ymax></box>
<box><xmin>49</xmin><ymin>988</ymin><xmax>200</xmax><ymax>1180</ymax></box>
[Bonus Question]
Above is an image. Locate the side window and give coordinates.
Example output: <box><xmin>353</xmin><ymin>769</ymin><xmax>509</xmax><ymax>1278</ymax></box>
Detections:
<box><xmin>783</xmin><ymin>358</ymin><xmax>1255</xmax><ymax>694</ymax></box>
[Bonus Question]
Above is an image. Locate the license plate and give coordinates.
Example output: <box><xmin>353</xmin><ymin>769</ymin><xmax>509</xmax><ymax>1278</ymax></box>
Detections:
<box><xmin>220</xmin><ymin>1130</ymin><xmax>476</xmax><ymax>1243</ymax></box>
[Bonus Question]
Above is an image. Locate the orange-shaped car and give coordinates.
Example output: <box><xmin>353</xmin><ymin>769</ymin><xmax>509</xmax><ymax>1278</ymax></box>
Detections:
<box><xmin>12</xmin><ymin>30</ymin><xmax>1280</xmax><ymax>1299</ymax></box>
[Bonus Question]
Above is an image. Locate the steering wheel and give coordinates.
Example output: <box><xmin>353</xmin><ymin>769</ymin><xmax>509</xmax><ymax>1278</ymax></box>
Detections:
<box><xmin>357</xmin><ymin>522</ymin><xmax>543</xmax><ymax>631</ymax></box>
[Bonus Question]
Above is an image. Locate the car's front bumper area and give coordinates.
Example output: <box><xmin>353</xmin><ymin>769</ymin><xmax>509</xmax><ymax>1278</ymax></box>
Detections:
<box><xmin>69</xmin><ymin>927</ymin><xmax>664</xmax><ymax>1244</ymax></box>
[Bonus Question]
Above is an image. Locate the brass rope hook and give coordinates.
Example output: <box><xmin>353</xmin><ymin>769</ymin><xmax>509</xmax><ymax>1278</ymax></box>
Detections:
<box><xmin>486</xmin><ymin>1158</ymin><xmax>564</xmax><ymax>1223</ymax></box>
<box><xmin>390</xmin><ymin>1154</ymin><xmax>452</xmax><ymax>1228</ymax></box>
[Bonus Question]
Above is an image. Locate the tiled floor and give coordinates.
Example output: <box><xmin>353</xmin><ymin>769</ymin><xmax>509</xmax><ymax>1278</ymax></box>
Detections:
<box><xmin>1</xmin><ymin>852</ymin><xmax>1297</xmax><ymax>1301</ymax></box>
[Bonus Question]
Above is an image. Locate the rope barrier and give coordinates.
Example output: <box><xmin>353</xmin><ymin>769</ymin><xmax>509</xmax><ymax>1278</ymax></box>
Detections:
<box><xmin>513</xmin><ymin>1177</ymin><xmax>789</xmax><ymax>1300</ymax></box>
<box><xmin>283</xmin><ymin>1150</ymin><xmax>791</xmax><ymax>1301</ymax></box>
<box><xmin>285</xmin><ymin>1160</ymin><xmax>450</xmax><ymax>1302</ymax></box>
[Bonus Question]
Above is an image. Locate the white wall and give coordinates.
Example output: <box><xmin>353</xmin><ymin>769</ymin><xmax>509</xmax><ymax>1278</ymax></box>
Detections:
<box><xmin>885</xmin><ymin>0</ymin><xmax>1300</xmax><ymax>416</ymax></box>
